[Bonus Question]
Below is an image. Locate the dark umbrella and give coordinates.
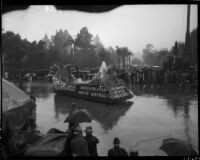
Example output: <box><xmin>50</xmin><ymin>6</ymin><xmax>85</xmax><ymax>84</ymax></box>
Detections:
<box><xmin>64</xmin><ymin>109</ymin><xmax>92</xmax><ymax>124</ymax></box>
<box><xmin>2</xmin><ymin>78</ymin><xmax>34</xmax><ymax>129</ymax></box>
<box><xmin>160</xmin><ymin>138</ymin><xmax>198</xmax><ymax>156</ymax></box>
<box><xmin>2</xmin><ymin>78</ymin><xmax>31</xmax><ymax>113</ymax></box>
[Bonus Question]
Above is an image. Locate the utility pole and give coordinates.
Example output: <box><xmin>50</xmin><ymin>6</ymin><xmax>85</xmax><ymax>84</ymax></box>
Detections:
<box><xmin>185</xmin><ymin>5</ymin><xmax>190</xmax><ymax>49</ymax></box>
<box><xmin>184</xmin><ymin>4</ymin><xmax>191</xmax><ymax>65</ymax></box>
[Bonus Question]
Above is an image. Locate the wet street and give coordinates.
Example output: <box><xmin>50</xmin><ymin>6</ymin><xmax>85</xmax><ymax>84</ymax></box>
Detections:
<box><xmin>14</xmin><ymin>80</ymin><xmax>198</xmax><ymax>156</ymax></box>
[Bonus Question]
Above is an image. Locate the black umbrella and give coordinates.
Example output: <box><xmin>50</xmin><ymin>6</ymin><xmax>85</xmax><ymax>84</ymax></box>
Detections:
<box><xmin>160</xmin><ymin>138</ymin><xmax>198</xmax><ymax>156</ymax></box>
<box><xmin>2</xmin><ymin>78</ymin><xmax>31</xmax><ymax>113</ymax></box>
<box><xmin>64</xmin><ymin>109</ymin><xmax>92</xmax><ymax>124</ymax></box>
<box><xmin>2</xmin><ymin>78</ymin><xmax>34</xmax><ymax>129</ymax></box>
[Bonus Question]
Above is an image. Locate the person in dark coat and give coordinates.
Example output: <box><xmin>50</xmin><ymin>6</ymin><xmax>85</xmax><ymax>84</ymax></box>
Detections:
<box><xmin>71</xmin><ymin>126</ymin><xmax>89</xmax><ymax>156</ymax></box>
<box><xmin>64</xmin><ymin>122</ymin><xmax>78</xmax><ymax>156</ymax></box>
<box><xmin>67</xmin><ymin>103</ymin><xmax>79</xmax><ymax>131</ymax></box>
<box><xmin>108</xmin><ymin>137</ymin><xmax>128</xmax><ymax>156</ymax></box>
<box><xmin>69</xmin><ymin>103</ymin><xmax>79</xmax><ymax>118</ymax></box>
<box><xmin>29</xmin><ymin>95</ymin><xmax>37</xmax><ymax>130</ymax></box>
<box><xmin>84</xmin><ymin>126</ymin><xmax>99</xmax><ymax>156</ymax></box>
<box><xmin>64</xmin><ymin>103</ymin><xmax>79</xmax><ymax>156</ymax></box>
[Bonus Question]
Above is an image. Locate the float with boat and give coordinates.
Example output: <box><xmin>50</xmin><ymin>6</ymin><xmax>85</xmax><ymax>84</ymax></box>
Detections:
<box><xmin>52</xmin><ymin>62</ymin><xmax>134</xmax><ymax>104</ymax></box>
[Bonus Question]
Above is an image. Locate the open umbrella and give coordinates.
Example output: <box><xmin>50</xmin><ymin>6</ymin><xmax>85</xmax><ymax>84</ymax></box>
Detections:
<box><xmin>160</xmin><ymin>138</ymin><xmax>198</xmax><ymax>156</ymax></box>
<box><xmin>2</xmin><ymin>78</ymin><xmax>33</xmax><ymax>129</ymax></box>
<box><xmin>64</xmin><ymin>109</ymin><xmax>92</xmax><ymax>124</ymax></box>
<box><xmin>2</xmin><ymin>79</ymin><xmax>31</xmax><ymax>113</ymax></box>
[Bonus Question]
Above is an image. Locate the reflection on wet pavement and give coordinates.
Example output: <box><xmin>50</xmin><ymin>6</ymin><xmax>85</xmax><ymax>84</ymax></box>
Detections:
<box><xmin>54</xmin><ymin>95</ymin><xmax>133</xmax><ymax>131</ymax></box>
<box><xmin>13</xmin><ymin>80</ymin><xmax>198</xmax><ymax>156</ymax></box>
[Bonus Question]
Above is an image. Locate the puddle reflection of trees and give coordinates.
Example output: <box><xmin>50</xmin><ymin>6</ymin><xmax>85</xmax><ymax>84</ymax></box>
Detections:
<box><xmin>14</xmin><ymin>80</ymin><xmax>53</xmax><ymax>99</ymax></box>
<box><xmin>54</xmin><ymin>95</ymin><xmax>133</xmax><ymax>131</ymax></box>
<box><xmin>131</xmin><ymin>84</ymin><xmax>197</xmax><ymax>117</ymax></box>
<box><xmin>131</xmin><ymin>84</ymin><xmax>197</xmax><ymax>146</ymax></box>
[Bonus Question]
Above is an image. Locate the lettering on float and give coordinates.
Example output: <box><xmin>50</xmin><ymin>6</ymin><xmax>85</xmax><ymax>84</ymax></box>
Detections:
<box><xmin>78</xmin><ymin>90</ymin><xmax>89</xmax><ymax>96</ymax></box>
<box><xmin>91</xmin><ymin>92</ymin><xmax>107</xmax><ymax>98</ymax></box>
<box><xmin>78</xmin><ymin>85</ymin><xmax>107</xmax><ymax>98</ymax></box>
<box><xmin>110</xmin><ymin>85</ymin><xmax>129</xmax><ymax>98</ymax></box>
<box><xmin>79</xmin><ymin>85</ymin><xmax>107</xmax><ymax>93</ymax></box>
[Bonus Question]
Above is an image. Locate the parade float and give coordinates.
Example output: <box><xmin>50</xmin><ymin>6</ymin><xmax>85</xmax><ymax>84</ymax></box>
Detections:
<box><xmin>52</xmin><ymin>62</ymin><xmax>134</xmax><ymax>104</ymax></box>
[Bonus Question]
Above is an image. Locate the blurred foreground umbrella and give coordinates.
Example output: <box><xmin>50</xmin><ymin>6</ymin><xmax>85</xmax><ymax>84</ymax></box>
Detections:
<box><xmin>64</xmin><ymin>109</ymin><xmax>92</xmax><ymax>124</ymax></box>
<box><xmin>25</xmin><ymin>128</ymin><xmax>67</xmax><ymax>157</ymax></box>
<box><xmin>2</xmin><ymin>78</ymin><xmax>33</xmax><ymax>129</ymax></box>
<box><xmin>2</xmin><ymin>78</ymin><xmax>31</xmax><ymax>113</ymax></box>
<box><xmin>160</xmin><ymin>138</ymin><xmax>198</xmax><ymax>156</ymax></box>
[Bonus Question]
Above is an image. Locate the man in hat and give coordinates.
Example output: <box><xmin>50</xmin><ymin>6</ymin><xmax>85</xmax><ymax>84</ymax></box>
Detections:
<box><xmin>71</xmin><ymin>126</ymin><xmax>89</xmax><ymax>156</ymax></box>
<box><xmin>64</xmin><ymin>121</ymin><xmax>77</xmax><ymax>156</ymax></box>
<box><xmin>69</xmin><ymin>102</ymin><xmax>79</xmax><ymax>114</ymax></box>
<box><xmin>65</xmin><ymin>103</ymin><xmax>79</xmax><ymax>156</ymax></box>
<box><xmin>108</xmin><ymin>137</ymin><xmax>128</xmax><ymax>156</ymax></box>
<box><xmin>84</xmin><ymin>126</ymin><xmax>99</xmax><ymax>156</ymax></box>
<box><xmin>28</xmin><ymin>95</ymin><xmax>37</xmax><ymax>130</ymax></box>
<box><xmin>67</xmin><ymin>102</ymin><xmax>79</xmax><ymax>131</ymax></box>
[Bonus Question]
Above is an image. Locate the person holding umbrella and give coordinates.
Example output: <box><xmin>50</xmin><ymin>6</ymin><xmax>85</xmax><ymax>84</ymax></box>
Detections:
<box><xmin>64</xmin><ymin>105</ymin><xmax>92</xmax><ymax>131</ymax></box>
<box><xmin>68</xmin><ymin>103</ymin><xmax>79</xmax><ymax>131</ymax></box>
<box><xmin>69</xmin><ymin>103</ymin><xmax>79</xmax><ymax>114</ymax></box>
<box><xmin>159</xmin><ymin>138</ymin><xmax>198</xmax><ymax>156</ymax></box>
<box><xmin>64</xmin><ymin>103</ymin><xmax>92</xmax><ymax>156</ymax></box>
<box><xmin>71</xmin><ymin>126</ymin><xmax>89</xmax><ymax>156</ymax></box>
<box><xmin>29</xmin><ymin>95</ymin><xmax>37</xmax><ymax>130</ymax></box>
<box><xmin>64</xmin><ymin>122</ymin><xmax>79</xmax><ymax>156</ymax></box>
<box><xmin>84</xmin><ymin>126</ymin><xmax>99</xmax><ymax>156</ymax></box>
<box><xmin>64</xmin><ymin>103</ymin><xmax>79</xmax><ymax>156</ymax></box>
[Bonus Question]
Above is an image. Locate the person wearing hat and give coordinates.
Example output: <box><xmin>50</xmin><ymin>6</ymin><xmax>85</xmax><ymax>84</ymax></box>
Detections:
<box><xmin>67</xmin><ymin>102</ymin><xmax>79</xmax><ymax>131</ymax></box>
<box><xmin>71</xmin><ymin>126</ymin><xmax>89</xmax><ymax>156</ymax></box>
<box><xmin>108</xmin><ymin>137</ymin><xmax>128</xmax><ymax>156</ymax></box>
<box><xmin>84</xmin><ymin>126</ymin><xmax>99</xmax><ymax>156</ymax></box>
<box><xmin>64</xmin><ymin>121</ymin><xmax>78</xmax><ymax>156</ymax></box>
<box><xmin>64</xmin><ymin>103</ymin><xmax>79</xmax><ymax>156</ymax></box>
<box><xmin>69</xmin><ymin>102</ymin><xmax>79</xmax><ymax>115</ymax></box>
<box><xmin>28</xmin><ymin>94</ymin><xmax>37</xmax><ymax>130</ymax></box>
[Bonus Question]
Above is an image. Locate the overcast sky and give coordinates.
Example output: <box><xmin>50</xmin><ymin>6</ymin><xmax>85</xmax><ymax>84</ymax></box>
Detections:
<box><xmin>2</xmin><ymin>5</ymin><xmax>198</xmax><ymax>59</ymax></box>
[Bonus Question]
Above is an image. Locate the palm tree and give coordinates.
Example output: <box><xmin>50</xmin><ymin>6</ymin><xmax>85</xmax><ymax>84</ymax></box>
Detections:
<box><xmin>116</xmin><ymin>46</ymin><xmax>133</xmax><ymax>69</ymax></box>
<box><xmin>116</xmin><ymin>46</ymin><xmax>121</xmax><ymax>69</ymax></box>
<box><xmin>127</xmin><ymin>51</ymin><xmax>133</xmax><ymax>69</ymax></box>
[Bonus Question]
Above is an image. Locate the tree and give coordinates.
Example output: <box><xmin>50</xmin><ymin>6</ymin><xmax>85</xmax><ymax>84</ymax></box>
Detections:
<box><xmin>142</xmin><ymin>44</ymin><xmax>160</xmax><ymax>66</ymax></box>
<box><xmin>142</xmin><ymin>44</ymin><xmax>154</xmax><ymax>65</ymax></box>
<box><xmin>21</xmin><ymin>54</ymin><xmax>30</xmax><ymax>68</ymax></box>
<box><xmin>127</xmin><ymin>50</ymin><xmax>133</xmax><ymax>68</ymax></box>
<box><xmin>131</xmin><ymin>58</ymin><xmax>142</xmax><ymax>65</ymax></box>
<box><xmin>51</xmin><ymin>29</ymin><xmax>73</xmax><ymax>65</ymax></box>
<box><xmin>143</xmin><ymin>44</ymin><xmax>154</xmax><ymax>54</ymax></box>
<box><xmin>93</xmin><ymin>35</ymin><xmax>104</xmax><ymax>55</ymax></box>
<box><xmin>116</xmin><ymin>46</ymin><xmax>131</xmax><ymax>69</ymax></box>
<box><xmin>42</xmin><ymin>34</ymin><xmax>51</xmax><ymax>49</ymax></box>
<box><xmin>74</xmin><ymin>27</ymin><xmax>97</xmax><ymax>68</ymax></box>
<box><xmin>75</xmin><ymin>27</ymin><xmax>93</xmax><ymax>50</ymax></box>
<box><xmin>2</xmin><ymin>31</ymin><xmax>25</xmax><ymax>69</ymax></box>
<box><xmin>173</xmin><ymin>41</ymin><xmax>179</xmax><ymax>58</ymax></box>
<box><xmin>98</xmin><ymin>48</ymin><xmax>111</xmax><ymax>65</ymax></box>
<box><xmin>156</xmin><ymin>49</ymin><xmax>169</xmax><ymax>66</ymax></box>
<box><xmin>107</xmin><ymin>46</ymin><xmax>118</xmax><ymax>66</ymax></box>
